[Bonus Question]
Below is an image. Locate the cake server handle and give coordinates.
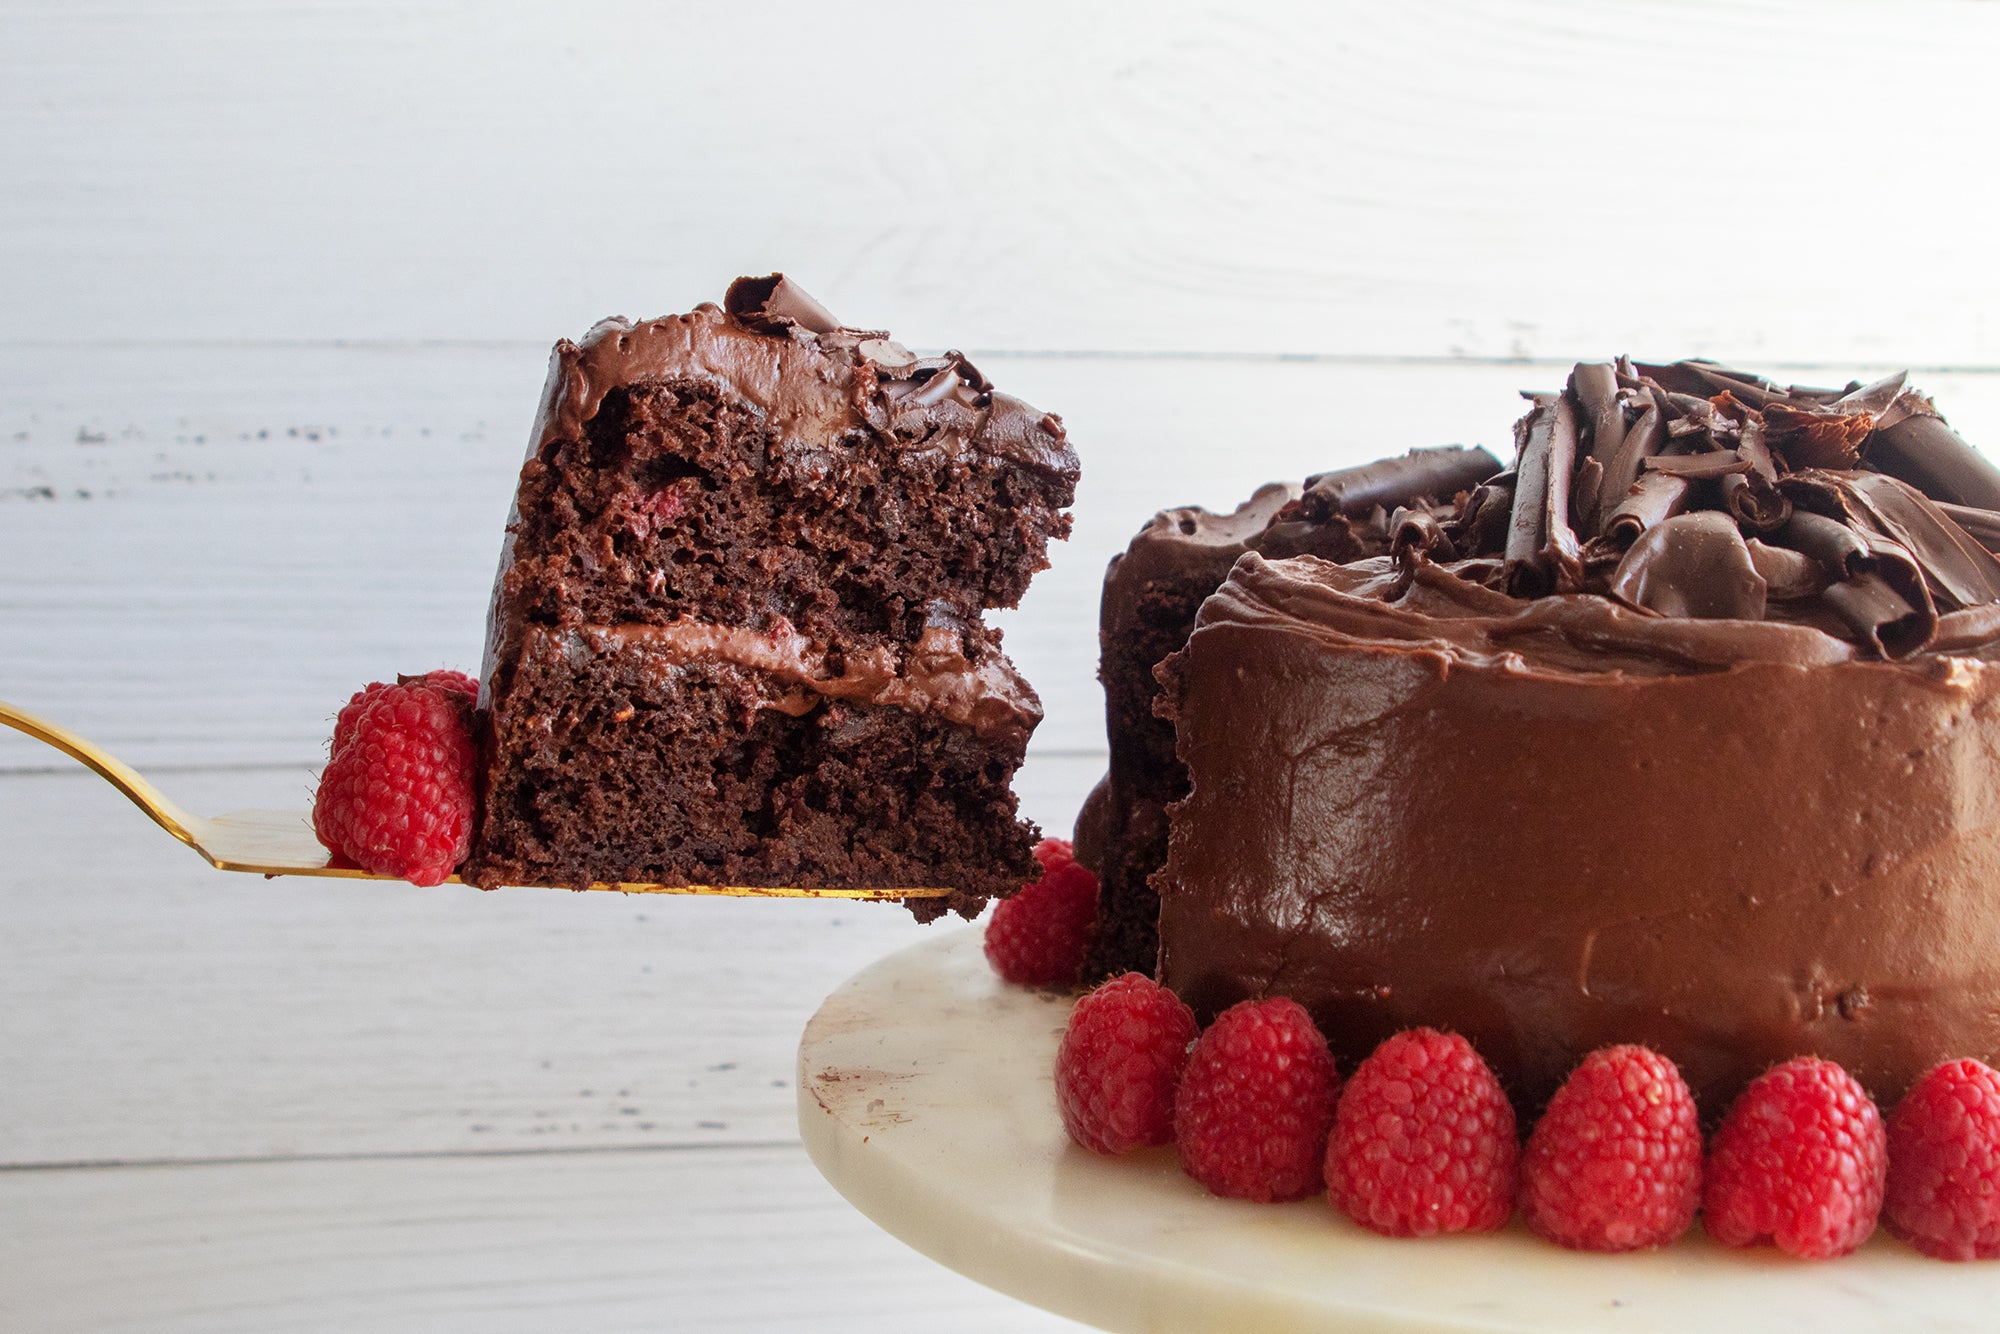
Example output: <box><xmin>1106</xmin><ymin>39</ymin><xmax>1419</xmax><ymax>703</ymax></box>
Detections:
<box><xmin>0</xmin><ymin>698</ymin><xmax>948</xmax><ymax>899</ymax></box>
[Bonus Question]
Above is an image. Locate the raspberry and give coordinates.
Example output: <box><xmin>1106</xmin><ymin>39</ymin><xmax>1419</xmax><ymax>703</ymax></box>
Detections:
<box><xmin>332</xmin><ymin>671</ymin><xmax>479</xmax><ymax>756</ymax></box>
<box><xmin>1174</xmin><ymin>997</ymin><xmax>1339</xmax><ymax>1202</ymax></box>
<box><xmin>1519</xmin><ymin>1045</ymin><xmax>1702</xmax><ymax>1251</ymax></box>
<box><xmin>1056</xmin><ymin>973</ymin><xmax>1198</xmax><ymax>1155</ymax></box>
<box><xmin>983</xmin><ymin>838</ymin><xmax>1097</xmax><ymax>986</ymax></box>
<box><xmin>1884</xmin><ymin>1058</ymin><xmax>2000</xmax><ymax>1260</ymax></box>
<box><xmin>313</xmin><ymin>683</ymin><xmax>476</xmax><ymax>886</ymax></box>
<box><xmin>1704</xmin><ymin>1056</ymin><xmax>1886</xmax><ymax>1259</ymax></box>
<box><xmin>1327</xmin><ymin>1028</ymin><xmax>1517</xmax><ymax>1236</ymax></box>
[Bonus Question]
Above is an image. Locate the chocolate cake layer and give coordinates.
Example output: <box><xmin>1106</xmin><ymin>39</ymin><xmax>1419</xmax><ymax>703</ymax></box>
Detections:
<box><xmin>466</xmin><ymin>617</ymin><xmax>1039</xmax><ymax>920</ymax></box>
<box><xmin>498</xmin><ymin>275</ymin><xmax>1079</xmax><ymax>649</ymax></box>
<box><xmin>472</xmin><ymin>276</ymin><xmax>1073</xmax><ymax>911</ymax></box>
<box><xmin>1077</xmin><ymin>447</ymin><xmax>1500</xmax><ymax>979</ymax></box>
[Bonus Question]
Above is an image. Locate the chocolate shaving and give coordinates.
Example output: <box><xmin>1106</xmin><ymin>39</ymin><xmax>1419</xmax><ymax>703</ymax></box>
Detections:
<box><xmin>1504</xmin><ymin>397</ymin><xmax>1583</xmax><ymax>597</ymax></box>
<box><xmin>1458</xmin><ymin>475</ymin><xmax>1517</xmax><ymax>558</ymax></box>
<box><xmin>1763</xmin><ymin>402</ymin><xmax>1873</xmax><ymax>471</ymax></box>
<box><xmin>1571</xmin><ymin>458</ymin><xmax>1604</xmax><ymax>537</ymax></box>
<box><xmin>1775</xmin><ymin>510</ymin><xmax>1937</xmax><ymax>657</ymax></box>
<box><xmin>1595</xmin><ymin>394</ymin><xmax>1666</xmax><ymax>528</ymax></box>
<box><xmin>1721</xmin><ymin>472</ymin><xmax>1792</xmax><ymax>533</ymax></box>
<box><xmin>723</xmin><ymin>273</ymin><xmax>843</xmax><ymax>336</ymax></box>
<box><xmin>1644</xmin><ymin>451</ymin><xmax>1753</xmax><ymax>480</ymax></box>
<box><xmin>1606</xmin><ymin>512</ymin><xmax>1768</xmax><ymax>621</ymax></box>
<box><xmin>1745</xmin><ymin>540</ymin><xmax>1826</xmax><ymax>601</ymax></box>
<box><xmin>1390</xmin><ymin>505</ymin><xmax>1455</xmax><ymax>566</ymax></box>
<box><xmin>1603</xmin><ymin>472</ymin><xmax>1692</xmax><ymax>547</ymax></box>
<box><xmin>1827</xmin><ymin>471</ymin><xmax>2000</xmax><ymax>611</ymax></box>
<box><xmin>1570</xmin><ymin>363</ymin><xmax>1626</xmax><ymax>464</ymax></box>
<box><xmin>1937</xmin><ymin>501</ymin><xmax>2000</xmax><ymax>555</ymax></box>
<box><xmin>1864</xmin><ymin>404</ymin><xmax>2000</xmax><ymax>510</ymax></box>
<box><xmin>1821</xmin><ymin>572</ymin><xmax>1935</xmax><ymax>659</ymax></box>
<box><xmin>1294</xmin><ymin>445</ymin><xmax>1502</xmax><ymax>521</ymax></box>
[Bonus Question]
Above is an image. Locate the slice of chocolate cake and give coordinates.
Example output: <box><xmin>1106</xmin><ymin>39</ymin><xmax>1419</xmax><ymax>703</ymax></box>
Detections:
<box><xmin>466</xmin><ymin>276</ymin><xmax>1079</xmax><ymax>919</ymax></box>
<box><xmin>1076</xmin><ymin>446</ymin><xmax>1500</xmax><ymax>978</ymax></box>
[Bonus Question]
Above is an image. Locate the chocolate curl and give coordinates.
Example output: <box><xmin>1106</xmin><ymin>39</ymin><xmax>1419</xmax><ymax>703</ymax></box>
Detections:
<box><xmin>1595</xmin><ymin>393</ymin><xmax>1666</xmax><ymax>528</ymax></box>
<box><xmin>1764</xmin><ymin>402</ymin><xmax>1873</xmax><ymax>471</ymax></box>
<box><xmin>723</xmin><ymin>273</ymin><xmax>842</xmax><ymax>335</ymax></box>
<box><xmin>1682</xmin><ymin>362</ymin><xmax>1783</xmax><ymax>408</ymax></box>
<box><xmin>1569</xmin><ymin>362</ymin><xmax>1626</xmax><ymax>463</ymax></box>
<box><xmin>1458</xmin><ymin>474</ymin><xmax>1517</xmax><ymax>558</ymax></box>
<box><xmin>1390</xmin><ymin>505</ymin><xmax>1455</xmax><ymax>564</ymax></box>
<box><xmin>1735</xmin><ymin>415</ymin><xmax>1779</xmax><ymax>481</ymax></box>
<box><xmin>1603</xmin><ymin>472</ymin><xmax>1692</xmax><ymax>547</ymax></box>
<box><xmin>1644</xmin><ymin>451</ymin><xmax>1753</xmax><ymax>480</ymax></box>
<box><xmin>1745</xmin><ymin>540</ymin><xmax>1826</xmax><ymax>602</ymax></box>
<box><xmin>1937</xmin><ymin>501</ymin><xmax>2000</xmax><ymax>554</ymax></box>
<box><xmin>1299</xmin><ymin>446</ymin><xmax>1503</xmax><ymax>520</ymax></box>
<box><xmin>1865</xmin><ymin>401</ymin><xmax>2000</xmax><ymax>510</ymax></box>
<box><xmin>1571</xmin><ymin>458</ymin><xmax>1604</xmax><ymax>537</ymax></box>
<box><xmin>1504</xmin><ymin>396</ymin><xmax>1584</xmax><ymax>597</ymax></box>
<box><xmin>1829</xmin><ymin>471</ymin><xmax>2000</xmax><ymax>610</ymax></box>
<box><xmin>1606</xmin><ymin>512</ymin><xmax>1768</xmax><ymax>621</ymax></box>
<box><xmin>1832</xmin><ymin>371</ymin><xmax>1908</xmax><ymax>418</ymax></box>
<box><xmin>1721</xmin><ymin>471</ymin><xmax>1793</xmax><ymax>533</ymax></box>
<box><xmin>1776</xmin><ymin>510</ymin><xmax>1937</xmax><ymax>658</ymax></box>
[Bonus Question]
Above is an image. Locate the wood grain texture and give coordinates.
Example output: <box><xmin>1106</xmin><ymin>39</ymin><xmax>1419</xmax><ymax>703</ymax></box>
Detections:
<box><xmin>0</xmin><ymin>760</ymin><xmax>1102</xmax><ymax>1166</ymax></box>
<box><xmin>0</xmin><ymin>1146</ymin><xmax>1087</xmax><ymax>1332</ymax></box>
<box><xmin>4</xmin><ymin>0</ymin><xmax>1999</xmax><ymax>362</ymax></box>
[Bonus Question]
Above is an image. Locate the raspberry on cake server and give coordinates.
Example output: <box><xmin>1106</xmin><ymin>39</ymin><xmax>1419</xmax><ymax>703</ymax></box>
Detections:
<box><xmin>0</xmin><ymin>275</ymin><xmax>1079</xmax><ymax>909</ymax></box>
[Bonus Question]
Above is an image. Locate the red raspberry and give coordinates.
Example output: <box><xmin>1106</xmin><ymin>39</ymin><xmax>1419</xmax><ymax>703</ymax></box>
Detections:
<box><xmin>1520</xmin><ymin>1045</ymin><xmax>1701</xmax><ymax>1251</ymax></box>
<box><xmin>313</xmin><ymin>683</ymin><xmax>476</xmax><ymax>886</ymax></box>
<box><xmin>983</xmin><ymin>838</ymin><xmax>1097</xmax><ymax>986</ymax></box>
<box><xmin>1884</xmin><ymin>1058</ymin><xmax>2000</xmax><ymax>1260</ymax></box>
<box><xmin>1056</xmin><ymin>973</ymin><xmax>1198</xmax><ymax>1155</ymax></box>
<box><xmin>1174</xmin><ymin>997</ymin><xmax>1339</xmax><ymax>1202</ymax></box>
<box><xmin>332</xmin><ymin>671</ymin><xmax>479</xmax><ymax>756</ymax></box>
<box><xmin>1328</xmin><ymin>1028</ymin><xmax>1517</xmax><ymax>1236</ymax></box>
<box><xmin>1704</xmin><ymin>1056</ymin><xmax>1886</xmax><ymax>1259</ymax></box>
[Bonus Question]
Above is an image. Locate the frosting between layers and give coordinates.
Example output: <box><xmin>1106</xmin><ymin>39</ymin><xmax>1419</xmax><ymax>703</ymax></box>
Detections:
<box><xmin>562</xmin><ymin>614</ymin><xmax>1042</xmax><ymax>747</ymax></box>
<box><xmin>528</xmin><ymin>274</ymin><xmax>1075</xmax><ymax>481</ymax></box>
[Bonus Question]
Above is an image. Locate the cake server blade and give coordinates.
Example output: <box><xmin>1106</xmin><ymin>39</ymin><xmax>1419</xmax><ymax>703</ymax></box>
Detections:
<box><xmin>0</xmin><ymin>698</ymin><xmax>949</xmax><ymax>900</ymax></box>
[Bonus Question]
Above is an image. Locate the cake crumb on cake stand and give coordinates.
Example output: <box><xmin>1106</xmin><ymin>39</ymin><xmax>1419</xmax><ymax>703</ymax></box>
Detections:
<box><xmin>798</xmin><ymin>931</ymin><xmax>2000</xmax><ymax>1334</ymax></box>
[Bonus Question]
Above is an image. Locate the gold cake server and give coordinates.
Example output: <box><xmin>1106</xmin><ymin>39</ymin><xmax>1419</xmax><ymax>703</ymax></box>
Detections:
<box><xmin>0</xmin><ymin>698</ymin><xmax>947</xmax><ymax>900</ymax></box>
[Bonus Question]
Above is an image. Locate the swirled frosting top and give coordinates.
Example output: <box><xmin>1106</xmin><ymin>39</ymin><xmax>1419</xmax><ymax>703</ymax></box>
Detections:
<box><xmin>1294</xmin><ymin>358</ymin><xmax>2000</xmax><ymax>666</ymax></box>
<box><xmin>529</xmin><ymin>273</ymin><xmax>1077</xmax><ymax>483</ymax></box>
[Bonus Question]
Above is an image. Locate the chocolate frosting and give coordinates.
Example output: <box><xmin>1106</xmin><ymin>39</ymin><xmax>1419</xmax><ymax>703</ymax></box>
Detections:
<box><xmin>530</xmin><ymin>274</ymin><xmax>1076</xmax><ymax>483</ymax></box>
<box><xmin>1159</xmin><ymin>551</ymin><xmax>2000</xmax><ymax>1112</ymax></box>
<box><xmin>568</xmin><ymin>613</ymin><xmax>1041</xmax><ymax>748</ymax></box>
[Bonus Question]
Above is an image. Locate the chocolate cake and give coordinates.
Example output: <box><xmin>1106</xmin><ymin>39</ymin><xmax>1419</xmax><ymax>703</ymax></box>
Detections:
<box><xmin>466</xmin><ymin>276</ymin><xmax>1079</xmax><ymax>918</ymax></box>
<box><xmin>1153</xmin><ymin>360</ymin><xmax>2000</xmax><ymax>1115</ymax></box>
<box><xmin>1075</xmin><ymin>447</ymin><xmax>1502</xmax><ymax>979</ymax></box>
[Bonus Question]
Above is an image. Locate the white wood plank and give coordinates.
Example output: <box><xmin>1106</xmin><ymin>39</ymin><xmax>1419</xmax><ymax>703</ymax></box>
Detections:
<box><xmin>0</xmin><ymin>1144</ymin><xmax>1089</xmax><ymax>1333</ymax></box>
<box><xmin>14</xmin><ymin>346</ymin><xmax>1998</xmax><ymax>772</ymax></box>
<box><xmin>3</xmin><ymin>0</ymin><xmax>1999</xmax><ymax>363</ymax></box>
<box><xmin>0</xmin><ymin>757</ymin><xmax>1102</xmax><ymax>1166</ymax></box>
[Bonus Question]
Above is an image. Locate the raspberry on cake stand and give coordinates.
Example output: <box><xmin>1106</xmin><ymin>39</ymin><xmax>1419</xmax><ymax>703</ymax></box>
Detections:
<box><xmin>797</xmin><ymin>931</ymin><xmax>2000</xmax><ymax>1334</ymax></box>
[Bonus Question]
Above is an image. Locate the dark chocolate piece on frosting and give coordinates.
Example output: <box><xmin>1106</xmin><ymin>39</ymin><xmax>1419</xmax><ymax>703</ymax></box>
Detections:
<box><xmin>1505</xmin><ymin>396</ymin><xmax>1583</xmax><ymax>597</ymax></box>
<box><xmin>1607</xmin><ymin>512</ymin><xmax>1767</xmax><ymax>621</ymax></box>
<box><xmin>722</xmin><ymin>272</ymin><xmax>843</xmax><ymax>335</ymax></box>
<box><xmin>1866</xmin><ymin>404</ymin><xmax>2000</xmax><ymax>511</ymax></box>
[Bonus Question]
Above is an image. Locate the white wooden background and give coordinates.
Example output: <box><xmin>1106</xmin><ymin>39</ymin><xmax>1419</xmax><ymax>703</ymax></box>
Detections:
<box><xmin>4</xmin><ymin>2</ymin><xmax>2000</xmax><ymax>1330</ymax></box>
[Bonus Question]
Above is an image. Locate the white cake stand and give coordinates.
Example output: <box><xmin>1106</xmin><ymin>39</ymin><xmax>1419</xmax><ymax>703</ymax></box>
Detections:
<box><xmin>798</xmin><ymin>929</ymin><xmax>2000</xmax><ymax>1333</ymax></box>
